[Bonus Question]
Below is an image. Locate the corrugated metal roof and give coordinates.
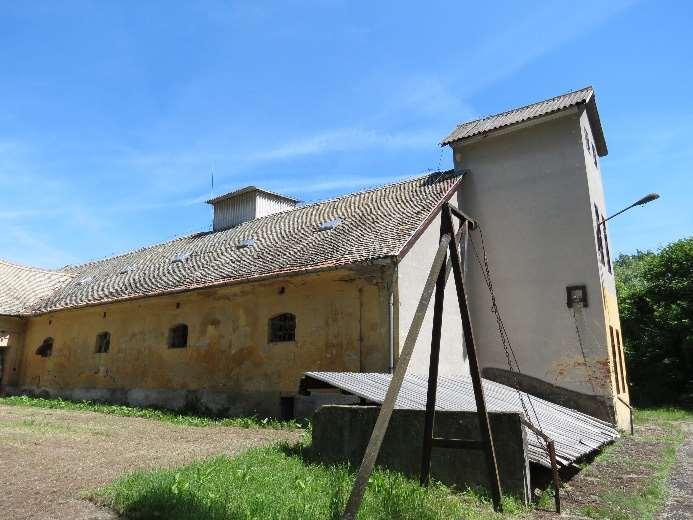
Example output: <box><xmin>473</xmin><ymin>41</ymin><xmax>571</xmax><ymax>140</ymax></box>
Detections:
<box><xmin>441</xmin><ymin>86</ymin><xmax>607</xmax><ymax>156</ymax></box>
<box><xmin>8</xmin><ymin>171</ymin><xmax>461</xmax><ymax>315</ymax></box>
<box><xmin>304</xmin><ymin>371</ymin><xmax>619</xmax><ymax>468</ymax></box>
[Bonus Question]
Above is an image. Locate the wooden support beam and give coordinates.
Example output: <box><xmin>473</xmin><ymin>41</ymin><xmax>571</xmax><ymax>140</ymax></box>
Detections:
<box><xmin>444</xmin><ymin>205</ymin><xmax>503</xmax><ymax>512</ymax></box>
<box><xmin>431</xmin><ymin>437</ymin><xmax>485</xmax><ymax>450</ymax></box>
<box><xmin>420</xmin><ymin>216</ymin><xmax>450</xmax><ymax>486</ymax></box>
<box><xmin>341</xmin><ymin>231</ymin><xmax>452</xmax><ymax>520</ymax></box>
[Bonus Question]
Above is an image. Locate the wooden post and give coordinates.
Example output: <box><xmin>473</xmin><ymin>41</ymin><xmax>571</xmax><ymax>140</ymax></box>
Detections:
<box><xmin>342</xmin><ymin>232</ymin><xmax>452</xmax><ymax>520</ymax></box>
<box><xmin>444</xmin><ymin>204</ymin><xmax>503</xmax><ymax>512</ymax></box>
<box><xmin>420</xmin><ymin>216</ymin><xmax>450</xmax><ymax>485</ymax></box>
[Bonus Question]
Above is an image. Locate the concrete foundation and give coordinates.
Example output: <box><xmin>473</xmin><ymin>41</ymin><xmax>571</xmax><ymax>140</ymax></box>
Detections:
<box><xmin>312</xmin><ymin>405</ymin><xmax>531</xmax><ymax>502</ymax></box>
<box><xmin>4</xmin><ymin>386</ymin><xmax>285</xmax><ymax>417</ymax></box>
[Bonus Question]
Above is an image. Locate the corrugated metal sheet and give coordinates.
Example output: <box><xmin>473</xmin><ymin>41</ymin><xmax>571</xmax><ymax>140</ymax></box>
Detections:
<box><xmin>304</xmin><ymin>371</ymin><xmax>619</xmax><ymax>468</ymax></box>
<box><xmin>212</xmin><ymin>191</ymin><xmax>257</xmax><ymax>231</ymax></box>
<box><xmin>441</xmin><ymin>86</ymin><xmax>607</xmax><ymax>156</ymax></box>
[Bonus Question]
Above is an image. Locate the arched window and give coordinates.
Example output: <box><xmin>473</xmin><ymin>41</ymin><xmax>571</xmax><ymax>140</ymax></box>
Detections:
<box><xmin>168</xmin><ymin>324</ymin><xmax>188</xmax><ymax>349</ymax></box>
<box><xmin>95</xmin><ymin>332</ymin><xmax>111</xmax><ymax>353</ymax></box>
<box><xmin>268</xmin><ymin>313</ymin><xmax>296</xmax><ymax>343</ymax></box>
<box><xmin>36</xmin><ymin>337</ymin><xmax>54</xmax><ymax>357</ymax></box>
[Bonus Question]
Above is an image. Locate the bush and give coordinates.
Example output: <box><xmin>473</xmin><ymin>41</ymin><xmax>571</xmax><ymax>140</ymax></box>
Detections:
<box><xmin>615</xmin><ymin>237</ymin><xmax>693</xmax><ymax>407</ymax></box>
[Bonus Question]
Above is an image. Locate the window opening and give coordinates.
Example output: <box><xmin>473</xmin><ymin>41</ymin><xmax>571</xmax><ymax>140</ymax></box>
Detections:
<box><xmin>168</xmin><ymin>324</ymin><xmax>188</xmax><ymax>348</ymax></box>
<box><xmin>36</xmin><ymin>337</ymin><xmax>54</xmax><ymax>358</ymax></box>
<box><xmin>95</xmin><ymin>332</ymin><xmax>110</xmax><ymax>353</ymax></box>
<box><xmin>609</xmin><ymin>326</ymin><xmax>620</xmax><ymax>394</ymax></box>
<box><xmin>616</xmin><ymin>329</ymin><xmax>627</xmax><ymax>392</ymax></box>
<box><xmin>594</xmin><ymin>205</ymin><xmax>604</xmax><ymax>266</ymax></box>
<box><xmin>268</xmin><ymin>313</ymin><xmax>296</xmax><ymax>342</ymax></box>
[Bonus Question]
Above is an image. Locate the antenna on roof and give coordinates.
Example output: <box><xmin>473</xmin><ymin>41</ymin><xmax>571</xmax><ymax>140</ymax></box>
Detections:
<box><xmin>210</xmin><ymin>170</ymin><xmax>215</xmax><ymax>231</ymax></box>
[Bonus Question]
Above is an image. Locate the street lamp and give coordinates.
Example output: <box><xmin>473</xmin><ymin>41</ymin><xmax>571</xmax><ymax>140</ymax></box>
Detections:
<box><xmin>598</xmin><ymin>193</ymin><xmax>660</xmax><ymax>226</ymax></box>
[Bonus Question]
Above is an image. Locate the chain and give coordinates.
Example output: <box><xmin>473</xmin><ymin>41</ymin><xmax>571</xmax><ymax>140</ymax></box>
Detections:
<box><xmin>467</xmin><ymin>224</ymin><xmax>550</xmax><ymax>453</ymax></box>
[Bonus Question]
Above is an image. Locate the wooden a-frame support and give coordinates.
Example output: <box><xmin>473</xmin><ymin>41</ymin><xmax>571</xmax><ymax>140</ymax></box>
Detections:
<box><xmin>342</xmin><ymin>203</ymin><xmax>503</xmax><ymax>520</ymax></box>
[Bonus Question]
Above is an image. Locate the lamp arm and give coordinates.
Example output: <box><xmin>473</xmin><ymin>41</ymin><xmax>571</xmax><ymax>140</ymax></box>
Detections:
<box><xmin>597</xmin><ymin>203</ymin><xmax>637</xmax><ymax>227</ymax></box>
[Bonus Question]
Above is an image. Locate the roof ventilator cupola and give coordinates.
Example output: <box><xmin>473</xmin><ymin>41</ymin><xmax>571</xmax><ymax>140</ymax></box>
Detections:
<box><xmin>206</xmin><ymin>186</ymin><xmax>298</xmax><ymax>231</ymax></box>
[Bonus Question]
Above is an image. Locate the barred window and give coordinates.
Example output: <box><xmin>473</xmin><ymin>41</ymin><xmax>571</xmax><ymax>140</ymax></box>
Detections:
<box><xmin>36</xmin><ymin>337</ymin><xmax>54</xmax><ymax>358</ymax></box>
<box><xmin>95</xmin><ymin>332</ymin><xmax>110</xmax><ymax>353</ymax></box>
<box><xmin>268</xmin><ymin>313</ymin><xmax>296</xmax><ymax>343</ymax></box>
<box><xmin>168</xmin><ymin>324</ymin><xmax>188</xmax><ymax>349</ymax></box>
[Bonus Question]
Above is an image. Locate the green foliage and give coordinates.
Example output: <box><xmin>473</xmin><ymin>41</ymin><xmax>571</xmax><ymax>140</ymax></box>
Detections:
<box><xmin>615</xmin><ymin>237</ymin><xmax>693</xmax><ymax>406</ymax></box>
<box><xmin>0</xmin><ymin>395</ymin><xmax>303</xmax><ymax>430</ymax></box>
<box><xmin>91</xmin><ymin>444</ymin><xmax>526</xmax><ymax>520</ymax></box>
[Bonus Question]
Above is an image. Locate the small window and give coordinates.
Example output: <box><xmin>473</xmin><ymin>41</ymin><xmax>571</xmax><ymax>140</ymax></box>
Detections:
<box><xmin>237</xmin><ymin>238</ymin><xmax>256</xmax><ymax>249</ymax></box>
<box><xmin>318</xmin><ymin>218</ymin><xmax>342</xmax><ymax>231</ymax></box>
<box><xmin>603</xmin><ymin>223</ymin><xmax>613</xmax><ymax>273</ymax></box>
<box><xmin>616</xmin><ymin>329</ymin><xmax>627</xmax><ymax>392</ymax></box>
<box><xmin>171</xmin><ymin>252</ymin><xmax>190</xmax><ymax>264</ymax></box>
<box><xmin>36</xmin><ymin>337</ymin><xmax>54</xmax><ymax>358</ymax></box>
<box><xmin>268</xmin><ymin>313</ymin><xmax>296</xmax><ymax>343</ymax></box>
<box><xmin>95</xmin><ymin>332</ymin><xmax>110</xmax><ymax>353</ymax></box>
<box><xmin>594</xmin><ymin>205</ymin><xmax>604</xmax><ymax>266</ymax></box>
<box><xmin>168</xmin><ymin>324</ymin><xmax>188</xmax><ymax>348</ymax></box>
<box><xmin>609</xmin><ymin>326</ymin><xmax>620</xmax><ymax>394</ymax></box>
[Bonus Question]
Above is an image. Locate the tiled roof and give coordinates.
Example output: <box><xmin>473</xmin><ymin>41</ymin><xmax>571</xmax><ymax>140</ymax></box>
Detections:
<box><xmin>0</xmin><ymin>260</ymin><xmax>73</xmax><ymax>316</ymax></box>
<box><xmin>12</xmin><ymin>171</ymin><xmax>461</xmax><ymax>315</ymax></box>
<box><xmin>442</xmin><ymin>86</ymin><xmax>607</xmax><ymax>156</ymax></box>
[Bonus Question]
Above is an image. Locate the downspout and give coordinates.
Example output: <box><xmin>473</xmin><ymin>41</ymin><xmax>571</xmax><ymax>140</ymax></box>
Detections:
<box><xmin>388</xmin><ymin>264</ymin><xmax>397</xmax><ymax>374</ymax></box>
<box><xmin>388</xmin><ymin>289</ymin><xmax>394</xmax><ymax>373</ymax></box>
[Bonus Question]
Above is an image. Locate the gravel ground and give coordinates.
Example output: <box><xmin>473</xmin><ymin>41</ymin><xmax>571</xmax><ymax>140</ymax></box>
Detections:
<box><xmin>0</xmin><ymin>404</ymin><xmax>301</xmax><ymax>520</ymax></box>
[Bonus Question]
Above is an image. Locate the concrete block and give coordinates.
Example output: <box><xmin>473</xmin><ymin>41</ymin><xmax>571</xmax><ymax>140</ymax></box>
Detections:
<box><xmin>312</xmin><ymin>405</ymin><xmax>531</xmax><ymax>503</ymax></box>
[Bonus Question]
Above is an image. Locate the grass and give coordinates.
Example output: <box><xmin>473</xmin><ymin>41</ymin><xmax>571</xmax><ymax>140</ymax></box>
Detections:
<box><xmin>0</xmin><ymin>395</ymin><xmax>303</xmax><ymax>430</ymax></box>
<box><xmin>91</xmin><ymin>443</ymin><xmax>527</xmax><ymax>520</ymax></box>
<box><xmin>574</xmin><ymin>407</ymin><xmax>690</xmax><ymax>520</ymax></box>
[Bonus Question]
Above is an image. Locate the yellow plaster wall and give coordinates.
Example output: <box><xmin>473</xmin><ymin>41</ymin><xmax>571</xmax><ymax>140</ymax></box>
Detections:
<box><xmin>602</xmin><ymin>287</ymin><xmax>631</xmax><ymax>428</ymax></box>
<box><xmin>17</xmin><ymin>267</ymin><xmax>391</xmax><ymax>409</ymax></box>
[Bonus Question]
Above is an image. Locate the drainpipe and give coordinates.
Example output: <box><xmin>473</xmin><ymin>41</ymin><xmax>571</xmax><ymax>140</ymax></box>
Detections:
<box><xmin>388</xmin><ymin>288</ymin><xmax>395</xmax><ymax>373</ymax></box>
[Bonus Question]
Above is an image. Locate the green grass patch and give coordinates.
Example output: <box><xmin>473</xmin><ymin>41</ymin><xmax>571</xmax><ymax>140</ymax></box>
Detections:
<box><xmin>575</xmin><ymin>408</ymin><xmax>689</xmax><ymax>520</ymax></box>
<box><xmin>0</xmin><ymin>395</ymin><xmax>302</xmax><ymax>430</ymax></box>
<box><xmin>633</xmin><ymin>407</ymin><xmax>693</xmax><ymax>425</ymax></box>
<box><xmin>91</xmin><ymin>443</ymin><xmax>526</xmax><ymax>520</ymax></box>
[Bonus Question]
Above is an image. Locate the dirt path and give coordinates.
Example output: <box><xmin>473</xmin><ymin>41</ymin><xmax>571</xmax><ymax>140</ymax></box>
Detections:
<box><xmin>0</xmin><ymin>405</ymin><xmax>301</xmax><ymax>520</ymax></box>
<box><xmin>659</xmin><ymin>422</ymin><xmax>692</xmax><ymax>520</ymax></box>
<box><xmin>532</xmin><ymin>417</ymin><xmax>689</xmax><ymax>520</ymax></box>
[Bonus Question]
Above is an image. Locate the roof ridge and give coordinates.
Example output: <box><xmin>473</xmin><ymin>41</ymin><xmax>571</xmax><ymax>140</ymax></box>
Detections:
<box><xmin>0</xmin><ymin>258</ymin><xmax>73</xmax><ymax>277</ymax></box>
<box><xmin>455</xmin><ymin>85</ymin><xmax>593</xmax><ymax>130</ymax></box>
<box><xmin>291</xmin><ymin>169</ymin><xmax>456</xmax><ymax>211</ymax></box>
<box><xmin>60</xmin><ymin>170</ymin><xmax>458</xmax><ymax>273</ymax></box>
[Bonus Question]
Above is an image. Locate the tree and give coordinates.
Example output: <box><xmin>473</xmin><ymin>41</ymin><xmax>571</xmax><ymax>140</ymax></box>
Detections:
<box><xmin>615</xmin><ymin>237</ymin><xmax>693</xmax><ymax>407</ymax></box>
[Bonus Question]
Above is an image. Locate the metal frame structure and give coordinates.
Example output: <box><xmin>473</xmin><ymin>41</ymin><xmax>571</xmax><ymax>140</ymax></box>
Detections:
<box><xmin>342</xmin><ymin>202</ymin><xmax>503</xmax><ymax>519</ymax></box>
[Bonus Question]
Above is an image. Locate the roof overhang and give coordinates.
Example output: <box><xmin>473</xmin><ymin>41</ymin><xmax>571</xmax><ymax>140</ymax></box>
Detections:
<box><xmin>442</xmin><ymin>87</ymin><xmax>608</xmax><ymax>157</ymax></box>
<box><xmin>206</xmin><ymin>186</ymin><xmax>299</xmax><ymax>205</ymax></box>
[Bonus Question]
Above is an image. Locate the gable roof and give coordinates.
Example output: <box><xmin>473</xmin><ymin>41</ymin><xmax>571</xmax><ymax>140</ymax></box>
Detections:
<box><xmin>206</xmin><ymin>185</ymin><xmax>299</xmax><ymax>205</ymax></box>
<box><xmin>0</xmin><ymin>260</ymin><xmax>73</xmax><ymax>316</ymax></box>
<box><xmin>441</xmin><ymin>86</ymin><xmax>607</xmax><ymax>156</ymax></box>
<box><xmin>6</xmin><ymin>171</ymin><xmax>462</xmax><ymax>315</ymax></box>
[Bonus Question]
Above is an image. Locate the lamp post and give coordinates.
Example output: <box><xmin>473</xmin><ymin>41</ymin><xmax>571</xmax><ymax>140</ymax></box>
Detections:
<box><xmin>598</xmin><ymin>193</ymin><xmax>660</xmax><ymax>226</ymax></box>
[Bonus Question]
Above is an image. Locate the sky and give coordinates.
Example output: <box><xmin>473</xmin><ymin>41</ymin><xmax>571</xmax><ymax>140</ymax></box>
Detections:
<box><xmin>0</xmin><ymin>0</ymin><xmax>691</xmax><ymax>269</ymax></box>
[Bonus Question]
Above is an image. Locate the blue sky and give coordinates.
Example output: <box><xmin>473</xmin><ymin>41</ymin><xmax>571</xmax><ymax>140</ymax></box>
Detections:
<box><xmin>1</xmin><ymin>0</ymin><xmax>690</xmax><ymax>268</ymax></box>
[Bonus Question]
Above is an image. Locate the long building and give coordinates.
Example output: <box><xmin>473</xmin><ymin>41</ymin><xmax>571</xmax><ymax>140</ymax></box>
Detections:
<box><xmin>0</xmin><ymin>86</ymin><xmax>631</xmax><ymax>430</ymax></box>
